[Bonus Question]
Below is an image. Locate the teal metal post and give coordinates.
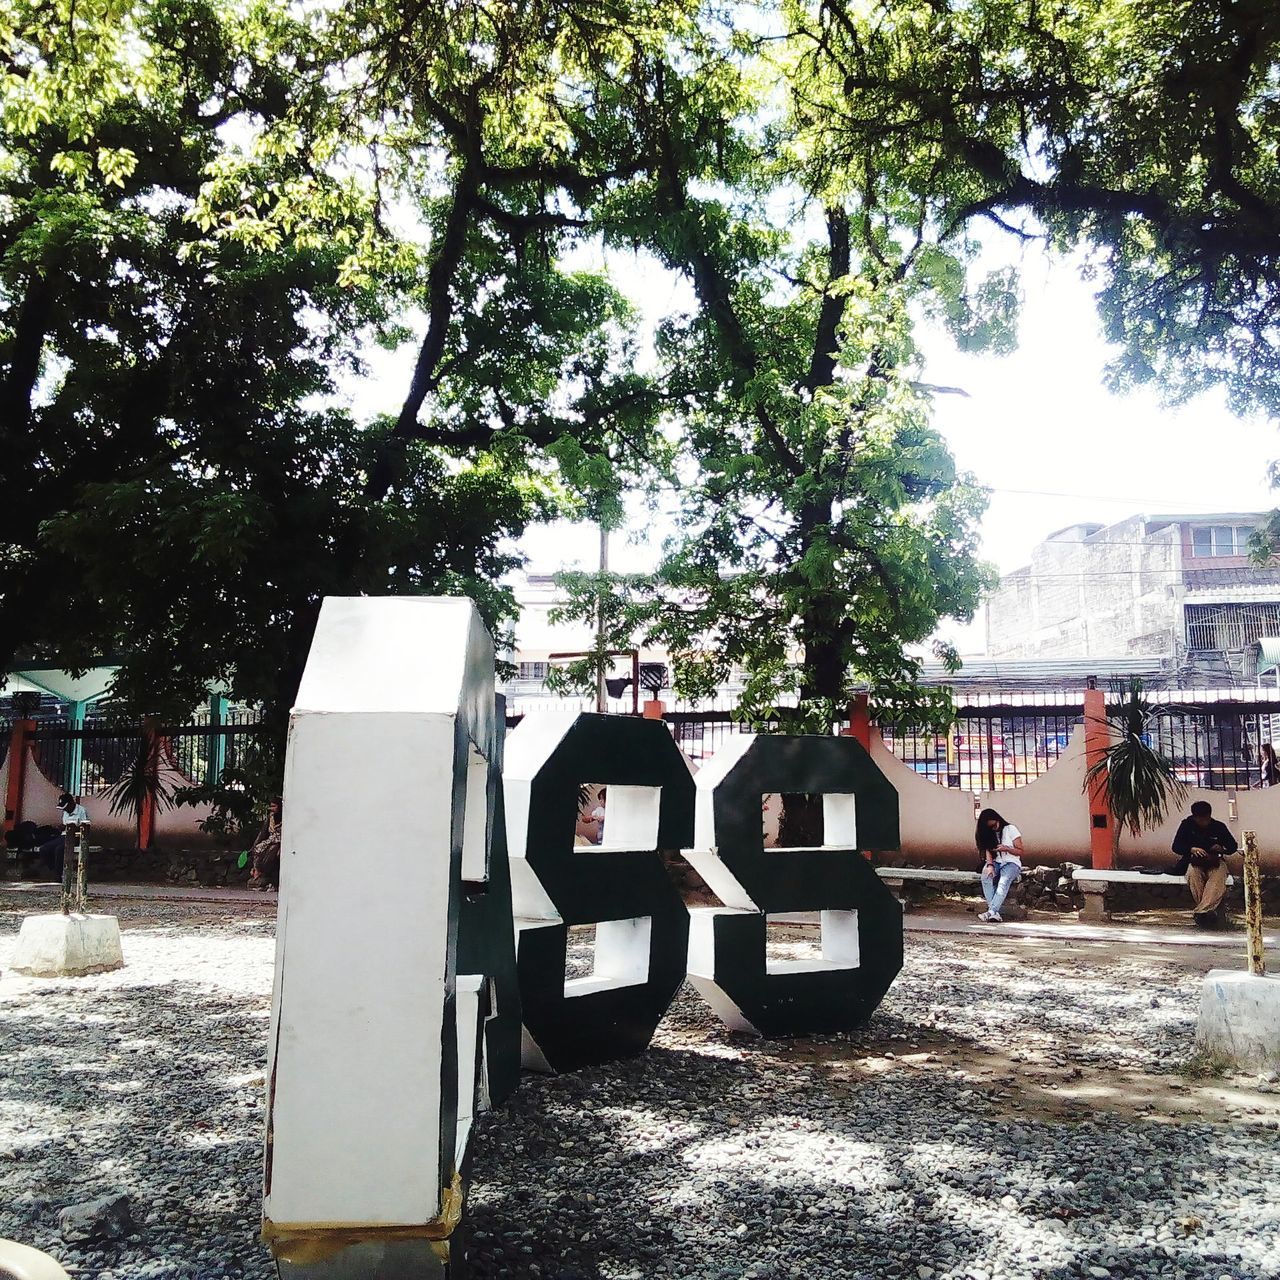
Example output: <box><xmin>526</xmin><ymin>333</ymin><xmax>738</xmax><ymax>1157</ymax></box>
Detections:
<box><xmin>66</xmin><ymin>700</ymin><xmax>87</xmax><ymax>796</ymax></box>
<box><xmin>208</xmin><ymin>695</ymin><xmax>229</xmax><ymax>785</ymax></box>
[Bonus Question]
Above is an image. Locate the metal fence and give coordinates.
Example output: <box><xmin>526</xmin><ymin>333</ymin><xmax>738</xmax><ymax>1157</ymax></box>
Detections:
<box><xmin>28</xmin><ymin>709</ymin><xmax>264</xmax><ymax>796</ymax></box>
<box><xmin>167</xmin><ymin>707</ymin><xmax>263</xmax><ymax>784</ymax></box>
<box><xmin>666</xmin><ymin>706</ymin><xmax>787</xmax><ymax>764</ymax></box>
<box><xmin>879</xmin><ymin>706</ymin><xmax>1083</xmax><ymax>791</ymax></box>
<box><xmin>504</xmin><ymin>687</ymin><xmax>1280</xmax><ymax>792</ymax></box>
<box><xmin>881</xmin><ymin>691</ymin><xmax>1280</xmax><ymax>791</ymax></box>
<box><xmin>1185</xmin><ymin>602</ymin><xmax>1280</xmax><ymax>652</ymax></box>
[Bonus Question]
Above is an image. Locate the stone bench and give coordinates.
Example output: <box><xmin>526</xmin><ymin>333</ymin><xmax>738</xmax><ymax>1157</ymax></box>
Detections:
<box><xmin>1073</xmin><ymin>868</ymin><xmax>1235</xmax><ymax>922</ymax></box>
<box><xmin>875</xmin><ymin>867</ymin><xmax>980</xmax><ymax>892</ymax></box>
<box><xmin>874</xmin><ymin>865</ymin><xmax>1029</xmax><ymax>919</ymax></box>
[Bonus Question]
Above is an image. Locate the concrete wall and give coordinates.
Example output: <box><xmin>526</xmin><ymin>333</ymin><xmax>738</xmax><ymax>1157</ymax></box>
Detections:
<box><xmin>978</xmin><ymin>725</ymin><xmax>1090</xmax><ymax>864</ymax></box>
<box><xmin>867</xmin><ymin>734</ymin><xmax>978</xmax><ymax>868</ymax></box>
<box><xmin>16</xmin><ymin>744</ymin><xmax>213</xmax><ymax>848</ymax></box>
<box><xmin>1115</xmin><ymin>785</ymin><xmax>1280</xmax><ymax>874</ymax></box>
<box><xmin>1233</xmin><ymin>789</ymin><xmax>1280</xmax><ymax>872</ymax></box>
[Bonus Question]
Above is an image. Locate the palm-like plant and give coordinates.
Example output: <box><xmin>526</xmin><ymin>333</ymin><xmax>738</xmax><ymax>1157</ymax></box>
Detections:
<box><xmin>1083</xmin><ymin>678</ymin><xmax>1188</xmax><ymax>840</ymax></box>
<box><xmin>108</xmin><ymin>732</ymin><xmax>175</xmax><ymax>832</ymax></box>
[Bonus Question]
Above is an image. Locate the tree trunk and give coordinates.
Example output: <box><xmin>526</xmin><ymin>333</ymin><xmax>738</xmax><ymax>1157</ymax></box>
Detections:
<box><xmin>1</xmin><ymin>272</ymin><xmax>52</xmax><ymax>438</ymax></box>
<box><xmin>795</xmin><ymin>497</ymin><xmax>848</xmax><ymax>712</ymax></box>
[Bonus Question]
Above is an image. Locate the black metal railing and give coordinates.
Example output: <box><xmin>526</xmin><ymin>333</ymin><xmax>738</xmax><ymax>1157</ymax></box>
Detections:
<box><xmin>879</xmin><ymin>708</ymin><xmax>1084</xmax><ymax>790</ymax></box>
<box><xmin>502</xmin><ymin>687</ymin><xmax>1280</xmax><ymax>791</ymax></box>
<box><xmin>28</xmin><ymin>709</ymin><xmax>265</xmax><ymax>795</ymax></box>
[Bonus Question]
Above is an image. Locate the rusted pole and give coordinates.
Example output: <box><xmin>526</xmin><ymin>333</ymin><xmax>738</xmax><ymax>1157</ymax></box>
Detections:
<box><xmin>73</xmin><ymin>823</ymin><xmax>88</xmax><ymax>914</ymax></box>
<box><xmin>1242</xmin><ymin>830</ymin><xmax>1265</xmax><ymax>977</ymax></box>
<box><xmin>58</xmin><ymin>823</ymin><xmax>89</xmax><ymax>915</ymax></box>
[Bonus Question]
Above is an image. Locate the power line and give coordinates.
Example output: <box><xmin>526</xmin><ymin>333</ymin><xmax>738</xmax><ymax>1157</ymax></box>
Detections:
<box><xmin>981</xmin><ymin>484</ymin><xmax>1276</xmax><ymax>507</ymax></box>
<box><xmin>998</xmin><ymin>569</ymin><xmax>1280</xmax><ymax>579</ymax></box>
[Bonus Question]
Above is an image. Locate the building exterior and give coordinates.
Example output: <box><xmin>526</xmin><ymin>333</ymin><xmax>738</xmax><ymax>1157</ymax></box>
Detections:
<box><xmin>985</xmin><ymin>512</ymin><xmax>1280</xmax><ymax>680</ymax></box>
<box><xmin>500</xmin><ymin>573</ymin><xmax>679</xmax><ymax>710</ymax></box>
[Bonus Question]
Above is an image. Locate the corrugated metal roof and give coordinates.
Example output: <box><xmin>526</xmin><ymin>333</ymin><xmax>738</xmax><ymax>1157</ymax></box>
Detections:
<box><xmin>918</xmin><ymin>656</ymin><xmax>1169</xmax><ymax>687</ymax></box>
<box><xmin>1184</xmin><ymin>568</ymin><xmax>1280</xmax><ymax>588</ymax></box>
<box><xmin>1245</xmin><ymin>638</ymin><xmax>1280</xmax><ymax>679</ymax></box>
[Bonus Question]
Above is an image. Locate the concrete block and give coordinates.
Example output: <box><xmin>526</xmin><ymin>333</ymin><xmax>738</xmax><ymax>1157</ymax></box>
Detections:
<box><xmin>9</xmin><ymin>914</ymin><xmax>123</xmax><ymax>978</ymax></box>
<box><xmin>0</xmin><ymin>1238</ymin><xmax>71</xmax><ymax>1279</ymax></box>
<box><xmin>1196</xmin><ymin>970</ymin><xmax>1280</xmax><ymax>1073</ymax></box>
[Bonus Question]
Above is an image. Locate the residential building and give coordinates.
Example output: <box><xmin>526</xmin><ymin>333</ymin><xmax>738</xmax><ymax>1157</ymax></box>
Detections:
<box><xmin>501</xmin><ymin>573</ymin><xmax>679</xmax><ymax>709</ymax></box>
<box><xmin>985</xmin><ymin>512</ymin><xmax>1280</xmax><ymax>680</ymax></box>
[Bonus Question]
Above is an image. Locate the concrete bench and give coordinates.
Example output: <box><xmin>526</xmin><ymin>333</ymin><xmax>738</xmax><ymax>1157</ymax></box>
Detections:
<box><xmin>875</xmin><ymin>867</ymin><xmax>980</xmax><ymax>890</ymax></box>
<box><xmin>875</xmin><ymin>865</ymin><xmax>1032</xmax><ymax>919</ymax></box>
<box><xmin>1074</xmin><ymin>868</ymin><xmax>1234</xmax><ymax>922</ymax></box>
<box><xmin>5</xmin><ymin>843</ymin><xmax>104</xmax><ymax>880</ymax></box>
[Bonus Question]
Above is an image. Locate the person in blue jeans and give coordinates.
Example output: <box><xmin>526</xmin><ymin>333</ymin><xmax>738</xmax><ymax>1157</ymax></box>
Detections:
<box><xmin>975</xmin><ymin>807</ymin><xmax>1024</xmax><ymax>923</ymax></box>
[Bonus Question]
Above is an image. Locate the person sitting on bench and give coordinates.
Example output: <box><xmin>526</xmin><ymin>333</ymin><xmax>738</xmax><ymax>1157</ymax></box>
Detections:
<box><xmin>1171</xmin><ymin>800</ymin><xmax>1237</xmax><ymax>927</ymax></box>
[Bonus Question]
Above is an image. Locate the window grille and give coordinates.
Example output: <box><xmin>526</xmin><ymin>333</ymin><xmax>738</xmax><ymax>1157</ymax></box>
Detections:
<box><xmin>1185</xmin><ymin>602</ymin><xmax>1280</xmax><ymax>651</ymax></box>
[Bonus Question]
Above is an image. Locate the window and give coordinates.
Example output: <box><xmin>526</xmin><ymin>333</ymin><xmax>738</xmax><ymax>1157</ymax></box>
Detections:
<box><xmin>1186</xmin><ymin>602</ymin><xmax>1280</xmax><ymax>651</ymax></box>
<box><xmin>1191</xmin><ymin>524</ymin><xmax>1256</xmax><ymax>557</ymax></box>
<box><xmin>517</xmin><ymin>661</ymin><xmax>550</xmax><ymax>680</ymax></box>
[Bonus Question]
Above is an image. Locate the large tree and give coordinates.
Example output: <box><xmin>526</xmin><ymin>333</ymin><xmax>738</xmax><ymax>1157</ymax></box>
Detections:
<box><xmin>12</xmin><ymin>0</ymin><xmax>1280</xmax><ymax>751</ymax></box>
<box><xmin>0</xmin><ymin>0</ymin><xmax>660</xmax><ymax>744</ymax></box>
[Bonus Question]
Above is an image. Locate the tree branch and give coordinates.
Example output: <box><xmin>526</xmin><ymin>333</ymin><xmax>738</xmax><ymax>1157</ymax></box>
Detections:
<box><xmin>801</xmin><ymin>205</ymin><xmax>851</xmax><ymax>394</ymax></box>
<box><xmin>365</xmin><ymin>168</ymin><xmax>476</xmax><ymax>499</ymax></box>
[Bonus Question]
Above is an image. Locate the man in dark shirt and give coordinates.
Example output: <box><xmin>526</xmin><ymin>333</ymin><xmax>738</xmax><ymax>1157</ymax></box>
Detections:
<box><xmin>1171</xmin><ymin>800</ymin><xmax>1237</xmax><ymax>926</ymax></box>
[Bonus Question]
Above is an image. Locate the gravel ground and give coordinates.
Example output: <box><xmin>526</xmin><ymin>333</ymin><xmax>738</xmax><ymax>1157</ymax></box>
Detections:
<box><xmin>2</xmin><ymin>897</ymin><xmax>1278</xmax><ymax>1280</ymax></box>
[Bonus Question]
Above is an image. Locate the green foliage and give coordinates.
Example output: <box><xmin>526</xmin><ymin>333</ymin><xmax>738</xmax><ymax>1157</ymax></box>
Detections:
<box><xmin>1</xmin><ymin>0</ymin><xmax>665</xmax><ymax>794</ymax></box>
<box><xmin>796</xmin><ymin>0</ymin><xmax>1280</xmax><ymax>418</ymax></box>
<box><xmin>549</xmin><ymin>12</ymin><xmax>999</xmax><ymax>729</ymax></box>
<box><xmin>1084</xmin><ymin>679</ymin><xmax>1189</xmax><ymax>839</ymax></box>
<box><xmin>10</xmin><ymin>0</ymin><xmax>1280</xmax><ymax>751</ymax></box>
<box><xmin>173</xmin><ymin>748</ymin><xmax>279</xmax><ymax>844</ymax></box>
<box><xmin>106</xmin><ymin>734</ymin><xmax>175</xmax><ymax>827</ymax></box>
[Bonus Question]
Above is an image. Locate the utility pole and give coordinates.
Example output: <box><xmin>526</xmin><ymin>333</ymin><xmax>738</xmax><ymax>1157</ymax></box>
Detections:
<box><xmin>596</xmin><ymin>523</ymin><xmax>609</xmax><ymax>713</ymax></box>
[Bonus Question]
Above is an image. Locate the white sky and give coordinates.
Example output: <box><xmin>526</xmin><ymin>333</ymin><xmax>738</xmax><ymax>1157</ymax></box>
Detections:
<box><xmin>350</xmin><ymin>239</ymin><xmax>1280</xmax><ymax>657</ymax></box>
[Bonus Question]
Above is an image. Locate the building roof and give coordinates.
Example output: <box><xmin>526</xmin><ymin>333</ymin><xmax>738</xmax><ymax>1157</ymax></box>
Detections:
<box><xmin>1246</xmin><ymin>638</ymin><xmax>1280</xmax><ymax>679</ymax></box>
<box><xmin>917</xmin><ymin>655</ymin><xmax>1170</xmax><ymax>688</ymax></box>
<box><xmin>1184</xmin><ymin>568</ymin><xmax>1280</xmax><ymax>588</ymax></box>
<box><xmin>5</xmin><ymin>667</ymin><xmax>119</xmax><ymax>703</ymax></box>
<box><xmin>1142</xmin><ymin>512</ymin><xmax>1270</xmax><ymax>526</ymax></box>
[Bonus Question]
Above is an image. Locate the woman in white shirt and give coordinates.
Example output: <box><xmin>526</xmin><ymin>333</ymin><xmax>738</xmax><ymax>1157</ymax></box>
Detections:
<box><xmin>975</xmin><ymin>808</ymin><xmax>1024</xmax><ymax>924</ymax></box>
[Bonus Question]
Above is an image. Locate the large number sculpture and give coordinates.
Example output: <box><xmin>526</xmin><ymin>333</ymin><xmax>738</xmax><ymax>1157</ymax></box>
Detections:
<box><xmin>263</xmin><ymin>597</ymin><xmax>518</xmax><ymax>1279</ymax></box>
<box><xmin>505</xmin><ymin>713</ymin><xmax>694</xmax><ymax>1072</ymax></box>
<box><xmin>685</xmin><ymin>734</ymin><xmax>904</xmax><ymax>1037</ymax></box>
<box><xmin>265</xmin><ymin>597</ymin><xmax>905</xmax><ymax>1277</ymax></box>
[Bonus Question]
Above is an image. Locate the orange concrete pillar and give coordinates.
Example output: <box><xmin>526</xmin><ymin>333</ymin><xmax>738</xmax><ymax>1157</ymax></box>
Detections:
<box><xmin>1083</xmin><ymin>686</ymin><xmax>1113</xmax><ymax>869</ymax></box>
<box><xmin>642</xmin><ymin>699</ymin><xmax>666</xmax><ymax>721</ymax></box>
<box><xmin>841</xmin><ymin>696</ymin><xmax>875</xmax><ymax>859</ymax></box>
<box><xmin>3</xmin><ymin>718</ymin><xmax>34</xmax><ymax>835</ymax></box>
<box><xmin>842</xmin><ymin>694</ymin><xmax>871</xmax><ymax>748</ymax></box>
<box><xmin>137</xmin><ymin>718</ymin><xmax>160</xmax><ymax>850</ymax></box>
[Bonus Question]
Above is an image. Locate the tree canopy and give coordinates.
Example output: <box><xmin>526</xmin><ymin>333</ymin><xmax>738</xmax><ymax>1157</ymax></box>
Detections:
<box><xmin>797</xmin><ymin>0</ymin><xmax>1280</xmax><ymax>416</ymax></box>
<box><xmin>5</xmin><ymin>0</ymin><xmax>1280</xmax><ymax>751</ymax></box>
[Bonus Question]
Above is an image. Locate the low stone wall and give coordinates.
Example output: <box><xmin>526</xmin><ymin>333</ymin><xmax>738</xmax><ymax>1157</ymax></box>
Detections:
<box><xmin>6</xmin><ymin>845</ymin><xmax>252</xmax><ymax>888</ymax></box>
<box><xmin>1013</xmin><ymin>864</ymin><xmax>1085</xmax><ymax>912</ymax></box>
